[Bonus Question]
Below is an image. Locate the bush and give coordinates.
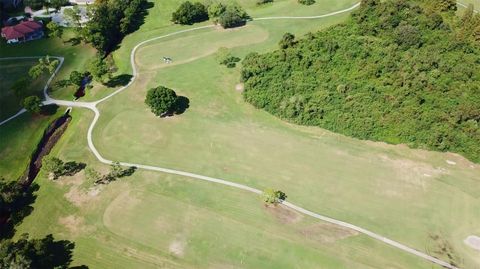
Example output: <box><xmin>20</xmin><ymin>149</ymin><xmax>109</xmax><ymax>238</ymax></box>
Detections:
<box><xmin>22</xmin><ymin>96</ymin><xmax>42</xmax><ymax>114</ymax></box>
<box><xmin>216</xmin><ymin>47</ymin><xmax>241</xmax><ymax>67</ymax></box>
<box><xmin>279</xmin><ymin>33</ymin><xmax>296</xmax><ymax>49</ymax></box>
<box><xmin>145</xmin><ymin>86</ymin><xmax>178</xmax><ymax>116</ymax></box>
<box><xmin>263</xmin><ymin>189</ymin><xmax>287</xmax><ymax>204</ymax></box>
<box><xmin>171</xmin><ymin>1</ymin><xmax>209</xmax><ymax>25</ymax></box>
<box><xmin>257</xmin><ymin>0</ymin><xmax>273</xmax><ymax>5</ymax></box>
<box><xmin>298</xmin><ymin>0</ymin><xmax>315</xmax><ymax>5</ymax></box>
<box><xmin>216</xmin><ymin>2</ymin><xmax>249</xmax><ymax>28</ymax></box>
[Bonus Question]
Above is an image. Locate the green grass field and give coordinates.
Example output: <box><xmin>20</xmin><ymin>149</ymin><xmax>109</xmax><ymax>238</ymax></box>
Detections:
<box><xmin>0</xmin><ymin>59</ymin><xmax>50</xmax><ymax>120</ymax></box>
<box><xmin>3</xmin><ymin>0</ymin><xmax>480</xmax><ymax>268</ymax></box>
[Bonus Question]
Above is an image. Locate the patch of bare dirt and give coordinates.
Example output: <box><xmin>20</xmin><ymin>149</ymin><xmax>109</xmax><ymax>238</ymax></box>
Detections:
<box><xmin>264</xmin><ymin>204</ymin><xmax>303</xmax><ymax>224</ymax></box>
<box><xmin>58</xmin><ymin>215</ymin><xmax>94</xmax><ymax>237</ymax></box>
<box><xmin>299</xmin><ymin>222</ymin><xmax>358</xmax><ymax>244</ymax></box>
<box><xmin>464</xmin><ymin>235</ymin><xmax>480</xmax><ymax>251</ymax></box>
<box><xmin>64</xmin><ymin>185</ymin><xmax>102</xmax><ymax>207</ymax></box>
<box><xmin>169</xmin><ymin>237</ymin><xmax>186</xmax><ymax>257</ymax></box>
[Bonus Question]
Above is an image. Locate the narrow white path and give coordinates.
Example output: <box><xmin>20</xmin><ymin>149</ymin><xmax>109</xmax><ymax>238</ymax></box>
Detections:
<box><xmin>0</xmin><ymin>3</ymin><xmax>462</xmax><ymax>268</ymax></box>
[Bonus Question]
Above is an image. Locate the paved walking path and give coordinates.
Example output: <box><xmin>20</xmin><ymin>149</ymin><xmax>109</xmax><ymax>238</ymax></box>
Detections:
<box><xmin>0</xmin><ymin>3</ymin><xmax>465</xmax><ymax>268</ymax></box>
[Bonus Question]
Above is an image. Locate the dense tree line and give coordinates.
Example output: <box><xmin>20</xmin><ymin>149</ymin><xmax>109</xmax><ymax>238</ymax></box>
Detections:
<box><xmin>171</xmin><ymin>1</ymin><xmax>249</xmax><ymax>28</ymax></box>
<box><xmin>241</xmin><ymin>0</ymin><xmax>480</xmax><ymax>162</ymax></box>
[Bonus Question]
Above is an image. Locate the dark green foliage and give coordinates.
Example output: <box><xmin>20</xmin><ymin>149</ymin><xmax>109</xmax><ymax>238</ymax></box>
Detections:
<box><xmin>0</xmin><ymin>233</ymin><xmax>78</xmax><ymax>268</ymax></box>
<box><xmin>23</xmin><ymin>0</ymin><xmax>44</xmax><ymax>9</ymax></box>
<box><xmin>42</xmin><ymin>156</ymin><xmax>85</xmax><ymax>179</ymax></box>
<box><xmin>11</xmin><ymin>78</ymin><xmax>30</xmax><ymax>98</ymax></box>
<box><xmin>145</xmin><ymin>86</ymin><xmax>178</xmax><ymax>116</ymax></box>
<box><xmin>22</xmin><ymin>96</ymin><xmax>42</xmax><ymax>114</ymax></box>
<box><xmin>84</xmin><ymin>0</ymin><xmax>149</xmax><ymax>54</ymax></box>
<box><xmin>263</xmin><ymin>188</ymin><xmax>287</xmax><ymax>204</ymax></box>
<box><xmin>93</xmin><ymin>162</ymin><xmax>136</xmax><ymax>185</ymax></box>
<box><xmin>218</xmin><ymin>3</ymin><xmax>249</xmax><ymax>28</ymax></box>
<box><xmin>241</xmin><ymin>0</ymin><xmax>480</xmax><ymax>162</ymax></box>
<box><xmin>279</xmin><ymin>33</ymin><xmax>296</xmax><ymax>49</ymax></box>
<box><xmin>298</xmin><ymin>0</ymin><xmax>315</xmax><ymax>5</ymax></box>
<box><xmin>69</xmin><ymin>71</ymin><xmax>84</xmax><ymax>86</ymax></box>
<box><xmin>257</xmin><ymin>0</ymin><xmax>273</xmax><ymax>5</ymax></box>
<box><xmin>171</xmin><ymin>1</ymin><xmax>208</xmax><ymax>25</ymax></box>
<box><xmin>216</xmin><ymin>47</ymin><xmax>241</xmax><ymax>68</ymax></box>
<box><xmin>88</xmin><ymin>57</ymin><xmax>110</xmax><ymax>83</ymax></box>
<box><xmin>49</xmin><ymin>0</ymin><xmax>68</xmax><ymax>10</ymax></box>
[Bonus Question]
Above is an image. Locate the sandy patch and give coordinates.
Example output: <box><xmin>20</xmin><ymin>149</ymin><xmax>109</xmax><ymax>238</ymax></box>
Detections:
<box><xmin>300</xmin><ymin>222</ymin><xmax>358</xmax><ymax>244</ymax></box>
<box><xmin>264</xmin><ymin>204</ymin><xmax>303</xmax><ymax>224</ymax></box>
<box><xmin>65</xmin><ymin>186</ymin><xmax>102</xmax><ymax>207</ymax></box>
<box><xmin>235</xmin><ymin>83</ymin><xmax>244</xmax><ymax>92</ymax></box>
<box><xmin>58</xmin><ymin>215</ymin><xmax>94</xmax><ymax>237</ymax></box>
<box><xmin>379</xmin><ymin>154</ymin><xmax>445</xmax><ymax>189</ymax></box>
<box><xmin>169</xmin><ymin>237</ymin><xmax>186</xmax><ymax>257</ymax></box>
<box><xmin>464</xmin><ymin>235</ymin><xmax>480</xmax><ymax>251</ymax></box>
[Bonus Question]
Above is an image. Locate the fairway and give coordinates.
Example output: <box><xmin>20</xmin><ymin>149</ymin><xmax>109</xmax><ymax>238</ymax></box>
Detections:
<box><xmin>3</xmin><ymin>0</ymin><xmax>480</xmax><ymax>268</ymax></box>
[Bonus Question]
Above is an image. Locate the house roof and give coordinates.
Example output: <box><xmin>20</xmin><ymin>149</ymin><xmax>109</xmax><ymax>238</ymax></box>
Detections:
<box><xmin>1</xmin><ymin>20</ymin><xmax>43</xmax><ymax>40</ymax></box>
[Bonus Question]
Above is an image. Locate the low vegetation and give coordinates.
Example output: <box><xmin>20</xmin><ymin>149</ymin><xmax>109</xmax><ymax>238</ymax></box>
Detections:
<box><xmin>216</xmin><ymin>47</ymin><xmax>241</xmax><ymax>68</ymax></box>
<box><xmin>242</xmin><ymin>0</ymin><xmax>480</xmax><ymax>162</ymax></box>
<box><xmin>298</xmin><ymin>0</ymin><xmax>315</xmax><ymax>5</ymax></box>
<box><xmin>42</xmin><ymin>156</ymin><xmax>85</xmax><ymax>180</ymax></box>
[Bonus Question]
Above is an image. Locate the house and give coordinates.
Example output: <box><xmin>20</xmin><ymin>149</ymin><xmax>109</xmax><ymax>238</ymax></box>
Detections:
<box><xmin>1</xmin><ymin>20</ymin><xmax>44</xmax><ymax>44</ymax></box>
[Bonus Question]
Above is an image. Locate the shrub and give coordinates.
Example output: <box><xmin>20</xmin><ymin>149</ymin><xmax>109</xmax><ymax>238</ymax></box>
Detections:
<box><xmin>298</xmin><ymin>0</ymin><xmax>315</xmax><ymax>5</ymax></box>
<box><xmin>216</xmin><ymin>47</ymin><xmax>241</xmax><ymax>67</ymax></box>
<box><xmin>171</xmin><ymin>1</ymin><xmax>209</xmax><ymax>25</ymax></box>
<box><xmin>257</xmin><ymin>0</ymin><xmax>273</xmax><ymax>5</ymax></box>
<box><xmin>145</xmin><ymin>86</ymin><xmax>178</xmax><ymax>116</ymax></box>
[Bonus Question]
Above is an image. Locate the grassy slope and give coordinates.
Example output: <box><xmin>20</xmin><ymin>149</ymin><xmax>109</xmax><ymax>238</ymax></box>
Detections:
<box><xmin>91</xmin><ymin>1</ymin><xmax>480</xmax><ymax>268</ymax></box>
<box><xmin>15</xmin><ymin>109</ymin><xmax>433</xmax><ymax>268</ymax></box>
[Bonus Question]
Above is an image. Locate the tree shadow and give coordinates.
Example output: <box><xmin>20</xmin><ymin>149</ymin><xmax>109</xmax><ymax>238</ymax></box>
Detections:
<box><xmin>41</xmin><ymin>104</ymin><xmax>59</xmax><ymax>116</ymax></box>
<box><xmin>119</xmin><ymin>166</ymin><xmax>137</xmax><ymax>178</ymax></box>
<box><xmin>104</xmin><ymin>74</ymin><xmax>133</xmax><ymax>87</ymax></box>
<box><xmin>63</xmin><ymin>161</ymin><xmax>86</xmax><ymax>176</ymax></box>
<box><xmin>173</xmin><ymin>96</ymin><xmax>189</xmax><ymax>115</ymax></box>
<box><xmin>0</xmin><ymin>183</ymin><xmax>38</xmax><ymax>240</ymax></box>
<box><xmin>65</xmin><ymin>37</ymin><xmax>82</xmax><ymax>46</ymax></box>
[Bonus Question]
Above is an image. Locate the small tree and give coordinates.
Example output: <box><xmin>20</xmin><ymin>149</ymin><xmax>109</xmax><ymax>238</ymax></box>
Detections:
<box><xmin>207</xmin><ymin>2</ymin><xmax>226</xmax><ymax>23</ymax></box>
<box><xmin>145</xmin><ymin>86</ymin><xmax>178</xmax><ymax>116</ymax></box>
<box><xmin>109</xmin><ymin>162</ymin><xmax>124</xmax><ymax>179</ymax></box>
<box><xmin>29</xmin><ymin>56</ymin><xmax>59</xmax><ymax>79</ymax></box>
<box><xmin>43</xmin><ymin>156</ymin><xmax>65</xmax><ymax>179</ymax></box>
<box><xmin>279</xmin><ymin>33</ymin><xmax>296</xmax><ymax>49</ymax></box>
<box><xmin>85</xmin><ymin>167</ymin><xmax>101</xmax><ymax>182</ymax></box>
<box><xmin>171</xmin><ymin>1</ymin><xmax>209</xmax><ymax>25</ymax></box>
<box><xmin>50</xmin><ymin>0</ymin><xmax>68</xmax><ymax>11</ymax></box>
<box><xmin>69</xmin><ymin>71</ymin><xmax>84</xmax><ymax>86</ymax></box>
<box><xmin>46</xmin><ymin>21</ymin><xmax>63</xmax><ymax>39</ymax></box>
<box><xmin>63</xmin><ymin>6</ymin><xmax>82</xmax><ymax>27</ymax></box>
<box><xmin>88</xmin><ymin>57</ymin><xmax>110</xmax><ymax>83</ymax></box>
<box><xmin>263</xmin><ymin>188</ymin><xmax>287</xmax><ymax>204</ymax></box>
<box><xmin>216</xmin><ymin>47</ymin><xmax>240</xmax><ymax>68</ymax></box>
<box><xmin>22</xmin><ymin>96</ymin><xmax>42</xmax><ymax>114</ymax></box>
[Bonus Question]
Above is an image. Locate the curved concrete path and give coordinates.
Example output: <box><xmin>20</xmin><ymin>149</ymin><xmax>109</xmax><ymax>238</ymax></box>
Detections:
<box><xmin>0</xmin><ymin>3</ymin><xmax>462</xmax><ymax>269</ymax></box>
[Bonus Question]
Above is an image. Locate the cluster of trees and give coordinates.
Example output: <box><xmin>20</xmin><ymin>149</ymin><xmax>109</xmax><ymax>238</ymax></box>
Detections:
<box><xmin>263</xmin><ymin>188</ymin><xmax>286</xmax><ymax>204</ymax></box>
<box><xmin>0</xmin><ymin>233</ymin><xmax>77</xmax><ymax>268</ymax></box>
<box><xmin>216</xmin><ymin>47</ymin><xmax>241</xmax><ymax>68</ymax></box>
<box><xmin>86</xmin><ymin>162</ymin><xmax>136</xmax><ymax>185</ymax></box>
<box><xmin>42</xmin><ymin>156</ymin><xmax>85</xmax><ymax>180</ymax></box>
<box><xmin>241</xmin><ymin>0</ymin><xmax>480</xmax><ymax>162</ymax></box>
<box><xmin>78</xmin><ymin>0</ymin><xmax>149</xmax><ymax>54</ymax></box>
<box><xmin>171</xmin><ymin>1</ymin><xmax>249</xmax><ymax>28</ymax></box>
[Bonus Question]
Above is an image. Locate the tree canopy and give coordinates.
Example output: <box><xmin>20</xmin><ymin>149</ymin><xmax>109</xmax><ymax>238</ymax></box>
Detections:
<box><xmin>241</xmin><ymin>0</ymin><xmax>480</xmax><ymax>162</ymax></box>
<box><xmin>171</xmin><ymin>1</ymin><xmax>209</xmax><ymax>25</ymax></box>
<box><xmin>22</xmin><ymin>96</ymin><xmax>42</xmax><ymax>114</ymax></box>
<box><xmin>145</xmin><ymin>86</ymin><xmax>178</xmax><ymax>116</ymax></box>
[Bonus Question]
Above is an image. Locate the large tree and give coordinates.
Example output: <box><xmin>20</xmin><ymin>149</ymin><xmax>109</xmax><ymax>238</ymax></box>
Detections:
<box><xmin>171</xmin><ymin>1</ymin><xmax>208</xmax><ymax>25</ymax></box>
<box><xmin>145</xmin><ymin>86</ymin><xmax>178</xmax><ymax>116</ymax></box>
<box><xmin>46</xmin><ymin>21</ymin><xmax>63</xmax><ymax>39</ymax></box>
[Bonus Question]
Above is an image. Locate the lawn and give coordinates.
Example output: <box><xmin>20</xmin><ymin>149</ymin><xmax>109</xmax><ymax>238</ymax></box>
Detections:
<box><xmin>3</xmin><ymin>0</ymin><xmax>480</xmax><ymax>268</ymax></box>
<box><xmin>13</xmin><ymin>108</ymin><xmax>435</xmax><ymax>268</ymax></box>
<box><xmin>0</xmin><ymin>58</ymin><xmax>50</xmax><ymax>121</ymax></box>
<box><xmin>93</xmin><ymin>2</ymin><xmax>480</xmax><ymax>268</ymax></box>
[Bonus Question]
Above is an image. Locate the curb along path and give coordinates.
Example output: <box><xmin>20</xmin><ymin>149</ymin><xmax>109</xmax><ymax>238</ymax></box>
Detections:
<box><xmin>0</xmin><ymin>3</ymin><xmax>464</xmax><ymax>268</ymax></box>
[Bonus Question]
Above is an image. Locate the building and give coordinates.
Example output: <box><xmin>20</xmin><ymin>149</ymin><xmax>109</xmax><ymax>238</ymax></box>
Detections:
<box><xmin>1</xmin><ymin>20</ymin><xmax>44</xmax><ymax>44</ymax></box>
